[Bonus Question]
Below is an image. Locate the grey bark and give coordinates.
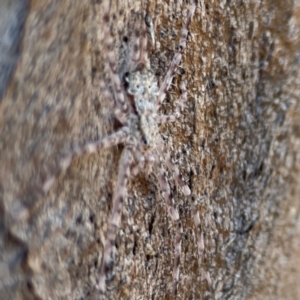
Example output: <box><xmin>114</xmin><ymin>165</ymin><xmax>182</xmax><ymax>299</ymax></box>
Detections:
<box><xmin>1</xmin><ymin>0</ymin><xmax>300</xmax><ymax>299</ymax></box>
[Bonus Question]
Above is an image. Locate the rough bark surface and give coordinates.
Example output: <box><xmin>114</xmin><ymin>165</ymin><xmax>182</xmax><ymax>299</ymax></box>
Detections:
<box><xmin>1</xmin><ymin>0</ymin><xmax>300</xmax><ymax>299</ymax></box>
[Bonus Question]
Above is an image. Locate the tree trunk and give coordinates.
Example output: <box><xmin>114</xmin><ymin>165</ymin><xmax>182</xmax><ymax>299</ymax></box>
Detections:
<box><xmin>1</xmin><ymin>0</ymin><xmax>300</xmax><ymax>299</ymax></box>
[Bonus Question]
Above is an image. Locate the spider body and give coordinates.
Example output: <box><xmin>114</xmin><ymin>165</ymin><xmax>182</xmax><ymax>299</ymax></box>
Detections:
<box><xmin>125</xmin><ymin>67</ymin><xmax>159</xmax><ymax>148</ymax></box>
<box><xmin>44</xmin><ymin>0</ymin><xmax>198</xmax><ymax>297</ymax></box>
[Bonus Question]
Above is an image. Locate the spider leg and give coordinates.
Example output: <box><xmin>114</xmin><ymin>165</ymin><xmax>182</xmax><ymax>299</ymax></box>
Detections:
<box><xmin>102</xmin><ymin>0</ymin><xmax>128</xmax><ymax>112</ymax></box>
<box><xmin>42</xmin><ymin>128</ymin><xmax>130</xmax><ymax>192</ymax></box>
<box><xmin>144</xmin><ymin>152</ymin><xmax>156</xmax><ymax>175</ymax></box>
<box><xmin>130</xmin><ymin>12</ymin><xmax>149</xmax><ymax>67</ymax></box>
<box><xmin>157</xmin><ymin>0</ymin><xmax>196</xmax><ymax>106</ymax></box>
<box><xmin>130</xmin><ymin>14</ymin><xmax>141</xmax><ymax>63</ymax></box>
<box><xmin>156</xmin><ymin>138</ymin><xmax>190</xmax><ymax>196</ymax></box>
<box><xmin>164</xmin><ymin>151</ymin><xmax>191</xmax><ymax>196</ymax></box>
<box><xmin>97</xmin><ymin>147</ymin><xmax>133</xmax><ymax>292</ymax></box>
<box><xmin>131</xmin><ymin>147</ymin><xmax>157</xmax><ymax>177</ymax></box>
<box><xmin>140</xmin><ymin>12</ymin><xmax>149</xmax><ymax>67</ymax></box>
<box><xmin>155</xmin><ymin>78</ymin><xmax>188</xmax><ymax>124</ymax></box>
<box><xmin>192</xmin><ymin>200</ymin><xmax>215</xmax><ymax>299</ymax></box>
<box><xmin>155</xmin><ymin>156</ymin><xmax>179</xmax><ymax>222</ymax></box>
<box><xmin>100</xmin><ymin>81</ymin><xmax>128</xmax><ymax>124</ymax></box>
<box><xmin>173</xmin><ymin>221</ymin><xmax>183</xmax><ymax>296</ymax></box>
<box><xmin>154</xmin><ymin>155</ymin><xmax>182</xmax><ymax>295</ymax></box>
<box><xmin>206</xmin><ymin>271</ymin><xmax>215</xmax><ymax>300</ymax></box>
<box><xmin>176</xmin><ymin>78</ymin><xmax>188</xmax><ymax>114</ymax></box>
<box><xmin>155</xmin><ymin>114</ymin><xmax>178</xmax><ymax>124</ymax></box>
<box><xmin>145</xmin><ymin>13</ymin><xmax>155</xmax><ymax>47</ymax></box>
<box><xmin>192</xmin><ymin>201</ymin><xmax>204</xmax><ymax>265</ymax></box>
<box><xmin>131</xmin><ymin>148</ymin><xmax>146</xmax><ymax>176</ymax></box>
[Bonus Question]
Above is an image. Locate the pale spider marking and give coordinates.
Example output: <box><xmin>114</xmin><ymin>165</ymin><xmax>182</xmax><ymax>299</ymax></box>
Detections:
<box><xmin>43</xmin><ymin>0</ymin><xmax>200</xmax><ymax>297</ymax></box>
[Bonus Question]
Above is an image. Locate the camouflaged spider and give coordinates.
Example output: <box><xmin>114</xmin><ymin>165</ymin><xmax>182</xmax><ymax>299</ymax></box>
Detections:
<box><xmin>44</xmin><ymin>0</ymin><xmax>196</xmax><ymax>296</ymax></box>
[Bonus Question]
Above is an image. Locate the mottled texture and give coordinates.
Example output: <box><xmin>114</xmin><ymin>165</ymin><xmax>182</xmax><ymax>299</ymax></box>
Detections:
<box><xmin>0</xmin><ymin>0</ymin><xmax>300</xmax><ymax>300</ymax></box>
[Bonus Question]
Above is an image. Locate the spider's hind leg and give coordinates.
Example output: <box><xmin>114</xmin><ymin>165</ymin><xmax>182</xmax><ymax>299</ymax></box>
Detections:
<box><xmin>154</xmin><ymin>155</ymin><xmax>183</xmax><ymax>296</ymax></box>
<box><xmin>156</xmin><ymin>134</ymin><xmax>190</xmax><ymax>197</ymax></box>
<box><xmin>155</xmin><ymin>77</ymin><xmax>188</xmax><ymax>123</ymax></box>
<box><xmin>192</xmin><ymin>197</ymin><xmax>216</xmax><ymax>300</ymax></box>
<box><xmin>97</xmin><ymin>147</ymin><xmax>133</xmax><ymax>292</ymax></box>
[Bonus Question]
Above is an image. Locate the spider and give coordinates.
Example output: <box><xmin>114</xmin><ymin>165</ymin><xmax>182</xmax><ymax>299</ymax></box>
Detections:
<box><xmin>43</xmin><ymin>0</ymin><xmax>197</xmax><ymax>296</ymax></box>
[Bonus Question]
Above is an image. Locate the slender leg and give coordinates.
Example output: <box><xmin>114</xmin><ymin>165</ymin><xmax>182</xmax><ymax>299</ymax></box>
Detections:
<box><xmin>129</xmin><ymin>12</ymin><xmax>150</xmax><ymax>68</ymax></box>
<box><xmin>154</xmin><ymin>157</ymin><xmax>182</xmax><ymax>295</ymax></box>
<box><xmin>156</xmin><ymin>140</ymin><xmax>190</xmax><ymax>196</ymax></box>
<box><xmin>100</xmin><ymin>81</ymin><xmax>128</xmax><ymax>124</ymax></box>
<box><xmin>131</xmin><ymin>148</ymin><xmax>145</xmax><ymax>176</ymax></box>
<box><xmin>177</xmin><ymin>78</ymin><xmax>188</xmax><ymax>114</ymax></box>
<box><xmin>192</xmin><ymin>202</ymin><xmax>205</xmax><ymax>265</ymax></box>
<box><xmin>144</xmin><ymin>152</ymin><xmax>156</xmax><ymax>176</ymax></box>
<box><xmin>102</xmin><ymin>0</ymin><xmax>128</xmax><ymax>112</ymax></box>
<box><xmin>97</xmin><ymin>148</ymin><xmax>133</xmax><ymax>292</ymax></box>
<box><xmin>145</xmin><ymin>13</ymin><xmax>155</xmax><ymax>47</ymax></box>
<box><xmin>206</xmin><ymin>271</ymin><xmax>215</xmax><ymax>300</ymax></box>
<box><xmin>140</xmin><ymin>12</ymin><xmax>149</xmax><ymax>67</ymax></box>
<box><xmin>192</xmin><ymin>200</ymin><xmax>215</xmax><ymax>300</ymax></box>
<box><xmin>155</xmin><ymin>158</ymin><xmax>179</xmax><ymax>222</ymax></box>
<box><xmin>155</xmin><ymin>77</ymin><xmax>188</xmax><ymax>124</ymax></box>
<box><xmin>132</xmin><ymin>149</ymin><xmax>156</xmax><ymax>176</ymax></box>
<box><xmin>42</xmin><ymin>128</ymin><xmax>130</xmax><ymax>192</ymax></box>
<box><xmin>172</xmin><ymin>220</ymin><xmax>183</xmax><ymax>296</ymax></box>
<box><xmin>130</xmin><ymin>14</ymin><xmax>141</xmax><ymax>63</ymax></box>
<box><xmin>84</xmin><ymin>128</ymin><xmax>129</xmax><ymax>155</ymax></box>
<box><xmin>155</xmin><ymin>114</ymin><xmax>178</xmax><ymax>123</ymax></box>
<box><xmin>157</xmin><ymin>1</ymin><xmax>196</xmax><ymax>106</ymax></box>
<box><xmin>164</xmin><ymin>151</ymin><xmax>191</xmax><ymax>196</ymax></box>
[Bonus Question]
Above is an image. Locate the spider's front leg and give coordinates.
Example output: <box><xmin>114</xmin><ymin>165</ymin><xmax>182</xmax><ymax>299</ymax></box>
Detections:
<box><xmin>157</xmin><ymin>0</ymin><xmax>196</xmax><ymax>106</ymax></box>
<box><xmin>130</xmin><ymin>148</ymin><xmax>146</xmax><ymax>176</ymax></box>
<box><xmin>192</xmin><ymin>199</ymin><xmax>216</xmax><ymax>300</ymax></box>
<box><xmin>130</xmin><ymin>148</ymin><xmax>157</xmax><ymax>177</ymax></box>
<box><xmin>102</xmin><ymin>0</ymin><xmax>128</xmax><ymax>113</ymax></box>
<box><xmin>156</xmin><ymin>134</ymin><xmax>191</xmax><ymax>197</ymax></box>
<box><xmin>100</xmin><ymin>82</ymin><xmax>128</xmax><ymax>124</ymax></box>
<box><xmin>97</xmin><ymin>147</ymin><xmax>133</xmax><ymax>293</ymax></box>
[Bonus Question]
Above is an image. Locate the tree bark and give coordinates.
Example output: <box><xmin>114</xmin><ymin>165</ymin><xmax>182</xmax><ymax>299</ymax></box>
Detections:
<box><xmin>1</xmin><ymin>0</ymin><xmax>300</xmax><ymax>299</ymax></box>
